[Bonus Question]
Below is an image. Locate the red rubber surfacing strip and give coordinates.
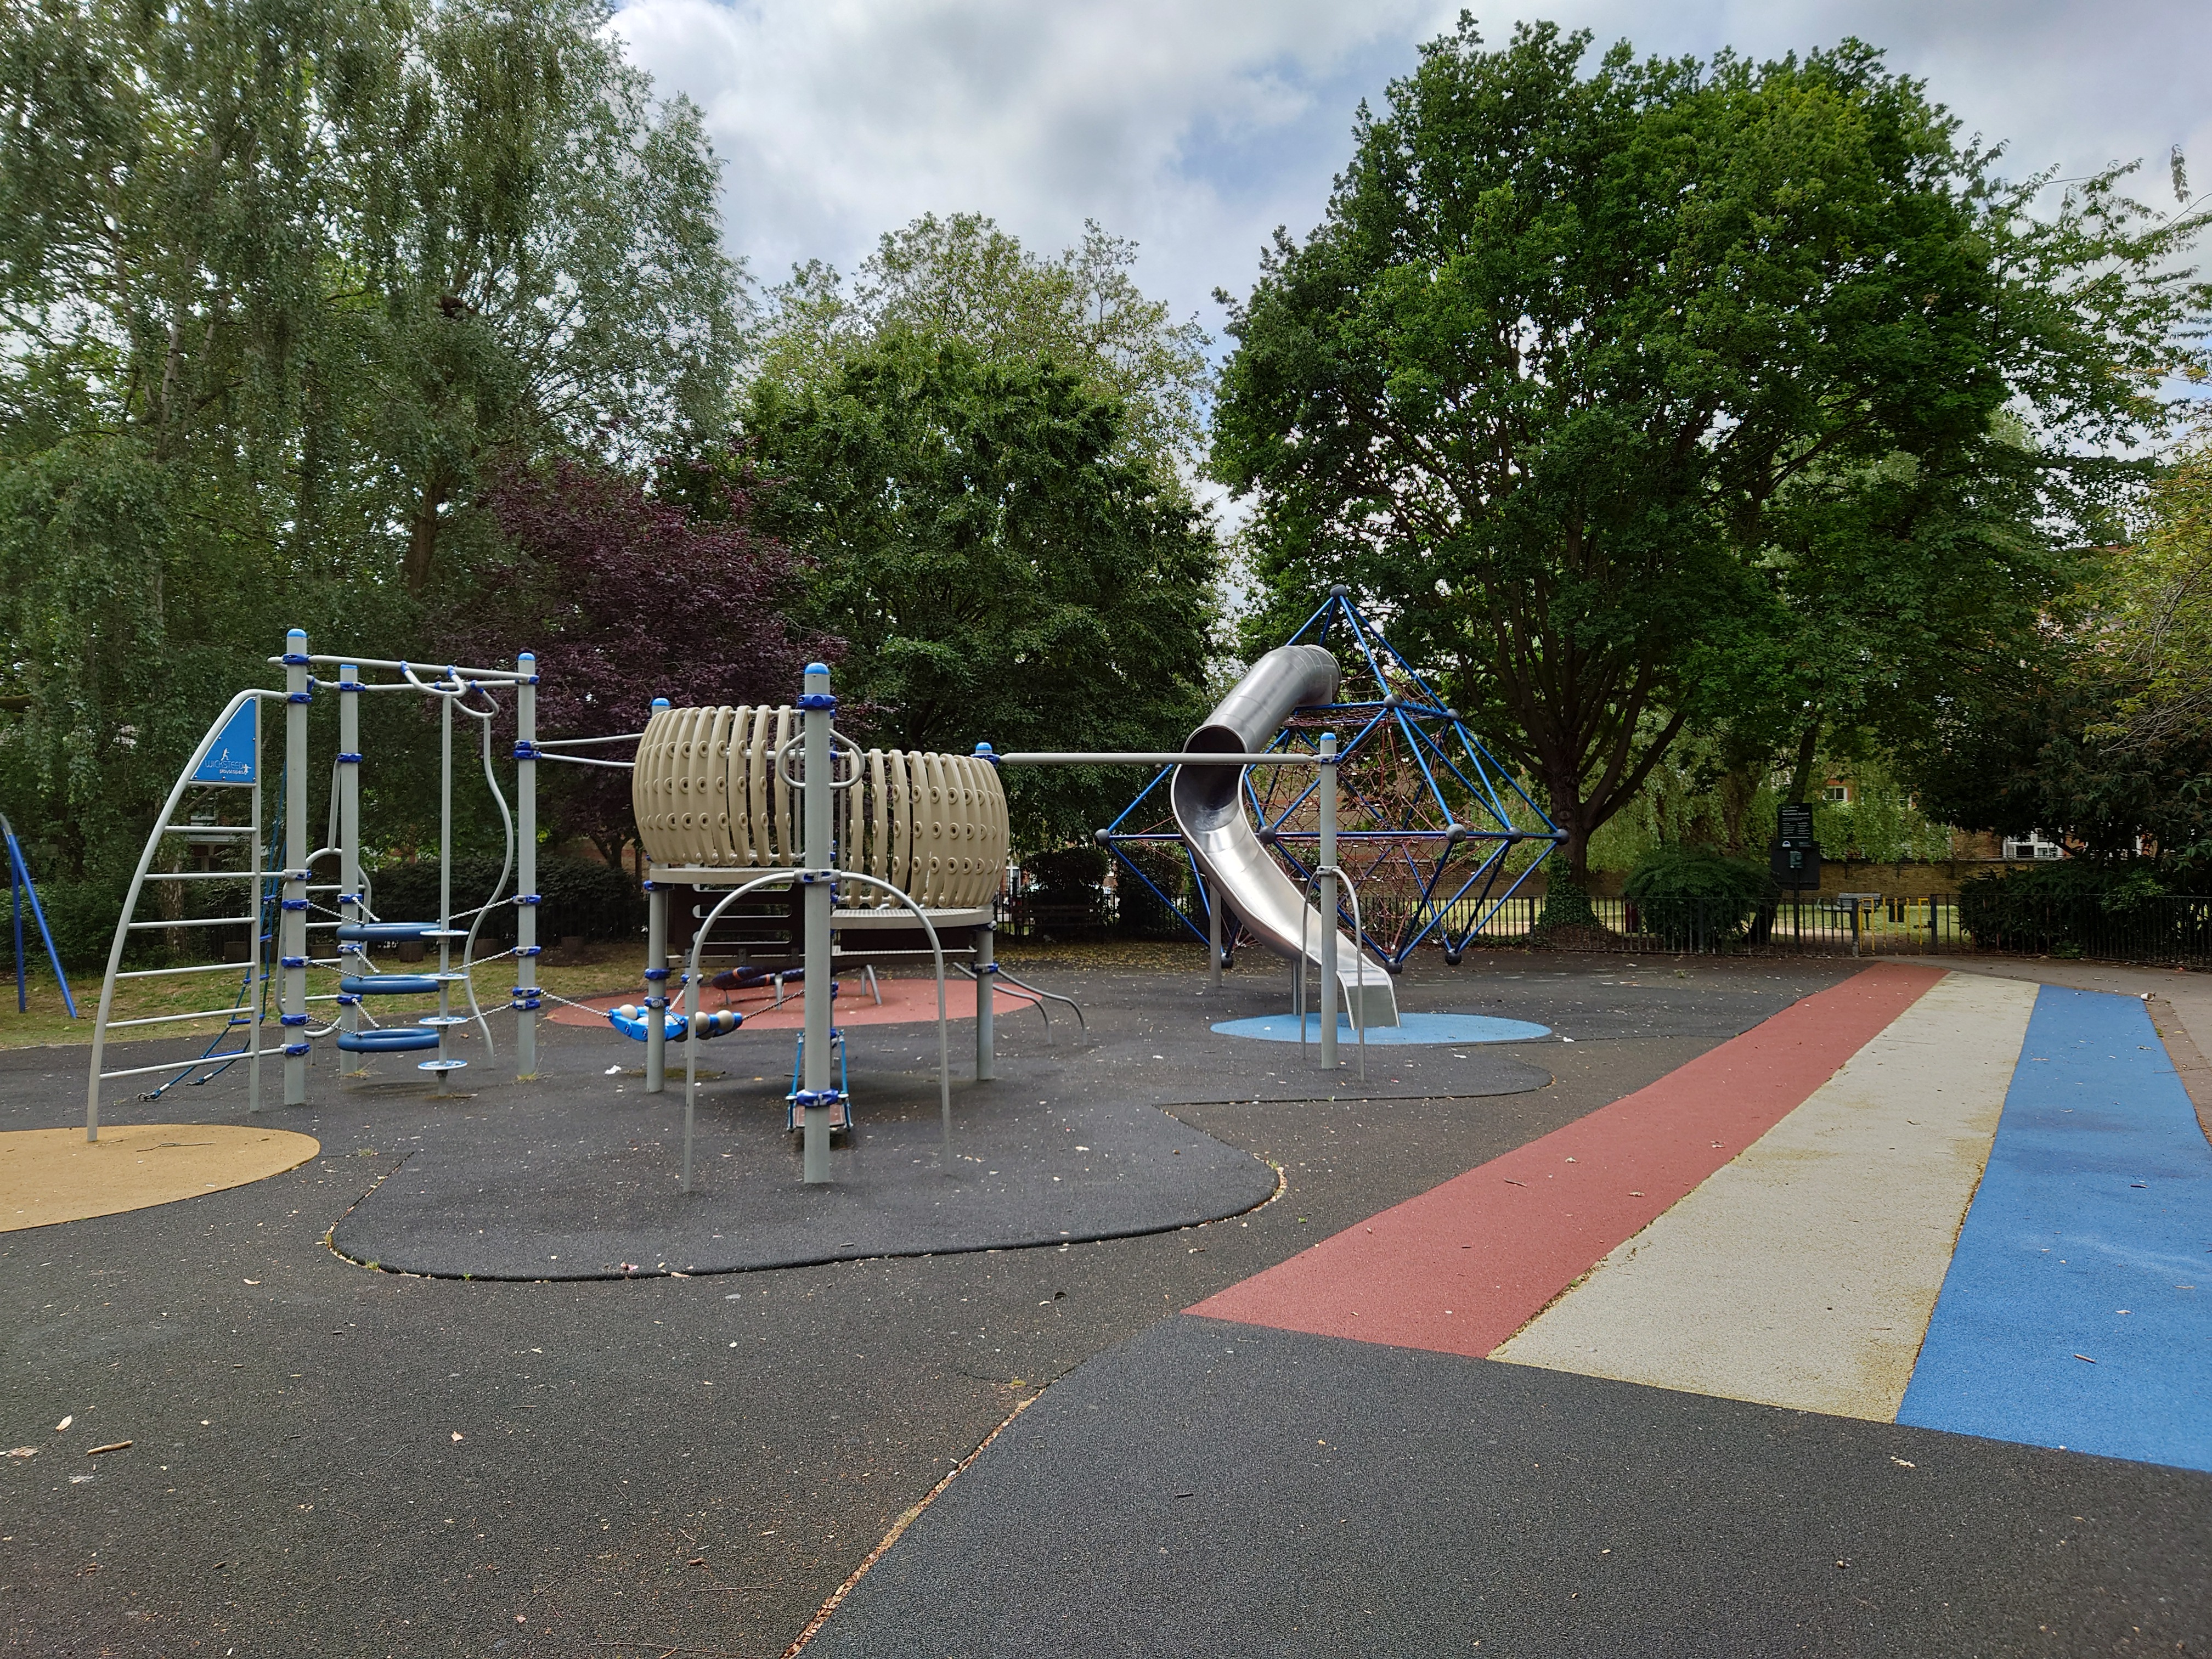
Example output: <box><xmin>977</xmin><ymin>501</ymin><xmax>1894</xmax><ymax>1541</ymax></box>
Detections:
<box><xmin>1188</xmin><ymin>962</ymin><xmax>1945</xmax><ymax>1360</ymax></box>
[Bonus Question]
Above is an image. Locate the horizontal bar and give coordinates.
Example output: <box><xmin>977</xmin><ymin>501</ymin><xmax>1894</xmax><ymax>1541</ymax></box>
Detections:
<box><xmin>99</xmin><ymin>1052</ymin><xmax>255</xmax><ymax>1082</ymax></box>
<box><xmin>279</xmin><ymin>653</ymin><xmax>535</xmax><ymax>680</ymax></box>
<box><xmin>114</xmin><ymin>960</ymin><xmax>259</xmax><ymax>981</ymax></box>
<box><xmin>128</xmin><ymin>915</ymin><xmax>255</xmax><ymax>930</ymax></box>
<box><xmin>143</xmin><ymin>870</ymin><xmax>260</xmax><ymax>882</ymax></box>
<box><xmin>534</xmin><ymin>752</ymin><xmax>634</xmax><ymax>770</ymax></box>
<box><xmin>105</xmin><ymin>1006</ymin><xmax>262</xmax><ymax>1030</ymax></box>
<box><xmin>160</xmin><ymin>825</ymin><xmax>256</xmax><ymax>837</ymax></box>
<box><xmin>995</xmin><ymin>752</ymin><xmax>1335</xmax><ymax>766</ymax></box>
<box><xmin>533</xmin><ymin>732</ymin><xmax>644</xmax><ymax>749</ymax></box>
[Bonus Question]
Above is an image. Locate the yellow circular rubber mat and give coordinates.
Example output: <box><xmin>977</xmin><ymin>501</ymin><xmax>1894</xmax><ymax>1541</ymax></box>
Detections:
<box><xmin>1</xmin><ymin>1124</ymin><xmax>320</xmax><ymax>1231</ymax></box>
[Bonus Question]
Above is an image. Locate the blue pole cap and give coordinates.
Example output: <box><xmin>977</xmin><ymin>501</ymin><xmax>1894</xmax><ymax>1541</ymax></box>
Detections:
<box><xmin>973</xmin><ymin>742</ymin><xmax>994</xmax><ymax>754</ymax></box>
<box><xmin>651</xmin><ymin>697</ymin><xmax>670</xmax><ymax>710</ymax></box>
<box><xmin>287</xmin><ymin>627</ymin><xmax>307</xmax><ymax>640</ymax></box>
<box><xmin>518</xmin><ymin>651</ymin><xmax>535</xmax><ymax>664</ymax></box>
<box><xmin>804</xmin><ymin>662</ymin><xmax>830</xmax><ymax>678</ymax></box>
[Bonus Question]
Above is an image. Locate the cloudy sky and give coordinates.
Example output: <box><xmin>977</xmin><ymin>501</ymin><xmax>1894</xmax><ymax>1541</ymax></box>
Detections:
<box><xmin>611</xmin><ymin>0</ymin><xmax>2209</xmax><ymax>352</ymax></box>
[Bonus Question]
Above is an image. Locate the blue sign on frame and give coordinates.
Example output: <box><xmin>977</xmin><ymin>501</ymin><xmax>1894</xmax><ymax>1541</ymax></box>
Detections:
<box><xmin>192</xmin><ymin>701</ymin><xmax>258</xmax><ymax>785</ymax></box>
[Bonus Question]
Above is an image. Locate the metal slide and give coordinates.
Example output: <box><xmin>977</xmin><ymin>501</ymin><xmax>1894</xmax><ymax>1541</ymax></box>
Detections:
<box><xmin>1171</xmin><ymin>646</ymin><xmax>1401</xmax><ymax>1028</ymax></box>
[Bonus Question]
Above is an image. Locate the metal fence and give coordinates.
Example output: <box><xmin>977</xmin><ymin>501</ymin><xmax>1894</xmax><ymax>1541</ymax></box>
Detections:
<box><xmin>1008</xmin><ymin>882</ymin><xmax>2212</xmax><ymax>969</ymax></box>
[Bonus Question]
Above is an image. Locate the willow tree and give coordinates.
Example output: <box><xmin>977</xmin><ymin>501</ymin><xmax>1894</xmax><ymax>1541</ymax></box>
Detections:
<box><xmin>0</xmin><ymin>0</ymin><xmax>742</xmax><ymax>877</ymax></box>
<box><xmin>1212</xmin><ymin>20</ymin><xmax>2208</xmax><ymax>879</ymax></box>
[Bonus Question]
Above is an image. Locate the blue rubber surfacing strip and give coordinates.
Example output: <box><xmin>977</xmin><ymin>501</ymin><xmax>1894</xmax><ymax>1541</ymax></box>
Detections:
<box><xmin>1898</xmin><ymin>986</ymin><xmax>2212</xmax><ymax>1471</ymax></box>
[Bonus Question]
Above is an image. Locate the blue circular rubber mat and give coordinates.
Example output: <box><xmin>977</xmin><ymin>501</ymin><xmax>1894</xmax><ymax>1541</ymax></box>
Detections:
<box><xmin>1211</xmin><ymin>1011</ymin><xmax>1552</xmax><ymax>1045</ymax></box>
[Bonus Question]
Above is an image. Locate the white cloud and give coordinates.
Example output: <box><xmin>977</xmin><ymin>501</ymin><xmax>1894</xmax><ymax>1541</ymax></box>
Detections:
<box><xmin>612</xmin><ymin>0</ymin><xmax>2211</xmax><ymax>346</ymax></box>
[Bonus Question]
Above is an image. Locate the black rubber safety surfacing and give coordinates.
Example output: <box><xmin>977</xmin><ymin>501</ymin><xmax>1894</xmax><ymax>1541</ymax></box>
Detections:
<box><xmin>328</xmin><ymin>1058</ymin><xmax>1285</xmax><ymax>1279</ymax></box>
<box><xmin>804</xmin><ymin>1314</ymin><xmax>2212</xmax><ymax>1658</ymax></box>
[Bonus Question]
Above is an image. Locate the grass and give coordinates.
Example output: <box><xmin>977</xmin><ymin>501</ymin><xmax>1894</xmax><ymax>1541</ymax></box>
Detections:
<box><xmin>0</xmin><ymin>936</ymin><xmax>1205</xmax><ymax>1053</ymax></box>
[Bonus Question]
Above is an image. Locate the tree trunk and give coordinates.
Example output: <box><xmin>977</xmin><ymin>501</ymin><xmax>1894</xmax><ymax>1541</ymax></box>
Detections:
<box><xmin>1786</xmin><ymin>713</ymin><xmax>1822</xmax><ymax>803</ymax></box>
<box><xmin>404</xmin><ymin>472</ymin><xmax>451</xmax><ymax>595</ymax></box>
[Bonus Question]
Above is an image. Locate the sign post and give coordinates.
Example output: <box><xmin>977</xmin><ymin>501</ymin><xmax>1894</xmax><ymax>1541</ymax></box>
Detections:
<box><xmin>1772</xmin><ymin>803</ymin><xmax>1822</xmax><ymax>946</ymax></box>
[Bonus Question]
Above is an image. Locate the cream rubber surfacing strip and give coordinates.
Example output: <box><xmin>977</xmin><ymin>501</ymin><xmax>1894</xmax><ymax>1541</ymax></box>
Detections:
<box><xmin>1492</xmin><ymin>970</ymin><xmax>2038</xmax><ymax>1421</ymax></box>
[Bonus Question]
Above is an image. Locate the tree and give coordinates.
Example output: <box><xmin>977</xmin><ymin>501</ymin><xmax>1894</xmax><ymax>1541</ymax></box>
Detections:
<box><xmin>0</xmin><ymin>0</ymin><xmax>742</xmax><ymax>879</ymax></box>
<box><xmin>1913</xmin><ymin>417</ymin><xmax>2212</xmax><ymax>867</ymax></box>
<box><xmin>1212</xmin><ymin>20</ymin><xmax>2209</xmax><ymax>880</ymax></box>
<box><xmin>753</xmin><ymin>213</ymin><xmax>1211</xmax><ymax>486</ymax></box>
<box><xmin>738</xmin><ymin>336</ymin><xmax>1218</xmax><ymax>845</ymax></box>
<box><xmin>442</xmin><ymin>454</ymin><xmax>830</xmax><ymax>864</ymax></box>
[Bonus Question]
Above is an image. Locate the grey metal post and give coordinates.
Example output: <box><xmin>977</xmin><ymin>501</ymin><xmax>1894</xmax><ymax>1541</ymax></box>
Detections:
<box><xmin>644</xmin><ymin>695</ymin><xmax>672</xmax><ymax>1093</ymax></box>
<box><xmin>1206</xmin><ymin>875</ymin><xmax>1222</xmax><ymax>989</ymax></box>
<box><xmin>800</xmin><ymin>662</ymin><xmax>834</xmax><ymax>1184</ymax></box>
<box><xmin>435</xmin><ymin>688</ymin><xmax>453</xmax><ymax>1093</ymax></box>
<box><xmin>973</xmin><ymin>922</ymin><xmax>995</xmax><ymax>1080</ymax></box>
<box><xmin>1318</xmin><ymin>731</ymin><xmax>1338</xmax><ymax>1070</ymax></box>
<box><xmin>337</xmin><ymin>662</ymin><xmax>363</xmax><ymax>1070</ymax></box>
<box><xmin>515</xmin><ymin>652</ymin><xmax>538</xmax><ymax>1078</ymax></box>
<box><xmin>645</xmin><ymin>883</ymin><xmax>668</xmax><ymax>1093</ymax></box>
<box><xmin>282</xmin><ymin>629</ymin><xmax>309</xmax><ymax>1107</ymax></box>
<box><xmin>247</xmin><ymin>718</ymin><xmax>263</xmax><ymax>1119</ymax></box>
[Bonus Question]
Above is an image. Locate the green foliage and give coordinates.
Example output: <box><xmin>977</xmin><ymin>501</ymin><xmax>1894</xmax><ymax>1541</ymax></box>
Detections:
<box><xmin>367</xmin><ymin>852</ymin><xmax>640</xmax><ymax>944</ymax></box>
<box><xmin>1955</xmin><ymin>861</ymin><xmax>2181</xmax><ymax>956</ymax></box>
<box><xmin>1112</xmin><ymin>844</ymin><xmax>1192</xmax><ymax>939</ymax></box>
<box><xmin>740</xmin><ymin>337</ymin><xmax>1218</xmax><ymax>846</ymax></box>
<box><xmin>1910</xmin><ymin>643</ymin><xmax>2212</xmax><ymax>864</ymax></box>
<box><xmin>1624</xmin><ymin>843</ymin><xmax>1774</xmax><ymax>946</ymax></box>
<box><xmin>754</xmin><ymin>213</ymin><xmax>1211</xmax><ymax>486</ymax></box>
<box><xmin>1212</xmin><ymin>19</ymin><xmax>2209</xmax><ymax>879</ymax></box>
<box><xmin>0</xmin><ymin>0</ymin><xmax>742</xmax><ymax>887</ymax></box>
<box><xmin>1533</xmin><ymin>853</ymin><xmax>1600</xmax><ymax>932</ymax></box>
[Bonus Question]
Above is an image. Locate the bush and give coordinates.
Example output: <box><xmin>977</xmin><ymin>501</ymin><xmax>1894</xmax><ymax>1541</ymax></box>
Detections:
<box><xmin>1114</xmin><ymin>845</ymin><xmax>1193</xmax><ymax>938</ymax></box>
<box><xmin>366</xmin><ymin>853</ymin><xmax>642</xmax><ymax>945</ymax></box>
<box><xmin>1624</xmin><ymin>844</ymin><xmax>1775</xmax><ymax>949</ymax></box>
<box><xmin>1956</xmin><ymin>861</ymin><xmax>2174</xmax><ymax>956</ymax></box>
<box><xmin>29</xmin><ymin>875</ymin><xmax>139</xmax><ymax>971</ymax></box>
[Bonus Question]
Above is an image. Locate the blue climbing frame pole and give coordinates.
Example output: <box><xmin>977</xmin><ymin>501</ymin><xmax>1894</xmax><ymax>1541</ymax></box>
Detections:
<box><xmin>282</xmin><ymin>629</ymin><xmax>311</xmax><ymax>1107</ymax></box>
<box><xmin>515</xmin><ymin>652</ymin><xmax>539</xmax><ymax>1078</ymax></box>
<box><xmin>800</xmin><ymin>662</ymin><xmax>834</xmax><ymax>1184</ymax></box>
<box><xmin>4</xmin><ymin>813</ymin><xmax>76</xmax><ymax>1016</ymax></box>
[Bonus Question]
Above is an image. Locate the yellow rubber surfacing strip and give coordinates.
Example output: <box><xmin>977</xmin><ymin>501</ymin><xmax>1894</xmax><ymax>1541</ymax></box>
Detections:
<box><xmin>1493</xmin><ymin>971</ymin><xmax>2038</xmax><ymax>1421</ymax></box>
<box><xmin>1</xmin><ymin>1124</ymin><xmax>320</xmax><ymax>1232</ymax></box>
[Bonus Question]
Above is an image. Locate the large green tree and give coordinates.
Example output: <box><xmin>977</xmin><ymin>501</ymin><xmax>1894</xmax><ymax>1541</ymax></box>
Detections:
<box><xmin>738</xmin><ymin>337</ymin><xmax>1218</xmax><ymax>845</ymax></box>
<box><xmin>1212</xmin><ymin>21</ymin><xmax>2208</xmax><ymax>878</ymax></box>
<box><xmin>0</xmin><ymin>0</ymin><xmax>742</xmax><ymax>878</ymax></box>
<box><xmin>754</xmin><ymin>213</ymin><xmax>1211</xmax><ymax>487</ymax></box>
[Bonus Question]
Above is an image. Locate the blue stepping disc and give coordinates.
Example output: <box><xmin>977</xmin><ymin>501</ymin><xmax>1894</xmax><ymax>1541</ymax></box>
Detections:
<box><xmin>1211</xmin><ymin>1011</ymin><xmax>1550</xmax><ymax>1045</ymax></box>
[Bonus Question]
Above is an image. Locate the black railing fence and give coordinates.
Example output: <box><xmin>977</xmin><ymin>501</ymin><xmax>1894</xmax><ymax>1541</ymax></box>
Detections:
<box><xmin>1006</xmin><ymin>880</ymin><xmax>2212</xmax><ymax>969</ymax></box>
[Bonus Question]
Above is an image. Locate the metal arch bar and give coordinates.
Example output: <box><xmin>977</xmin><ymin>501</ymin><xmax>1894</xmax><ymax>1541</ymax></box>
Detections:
<box><xmin>771</xmin><ymin>732</ymin><xmax>866</xmax><ymax>793</ymax></box>
<box><xmin>86</xmin><ymin>687</ymin><xmax>279</xmax><ymax>1142</ymax></box>
<box><xmin>953</xmin><ymin>962</ymin><xmax>1050</xmax><ymax>1039</ymax></box>
<box><xmin>531</xmin><ymin>752</ymin><xmax>636</xmax><ymax>770</ymax></box>
<box><xmin>531</xmin><ymin>732</ymin><xmax>644</xmax><ymax>749</ymax></box>
<box><xmin>985</xmin><ymin>961</ymin><xmax>1086</xmax><ymax>1033</ymax></box>
<box><xmin>277</xmin><ymin>653</ymin><xmax>536</xmax><ymax>681</ymax></box>
<box><xmin>679</xmin><ymin>868</ymin><xmax>955</xmax><ymax>1192</ymax></box>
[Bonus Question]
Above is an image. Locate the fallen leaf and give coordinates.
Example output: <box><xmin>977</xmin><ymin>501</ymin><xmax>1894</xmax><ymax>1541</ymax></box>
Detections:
<box><xmin>53</xmin><ymin>1416</ymin><xmax>71</xmax><ymax>1432</ymax></box>
<box><xmin>451</xmin><ymin>1432</ymin><xmax>464</xmax><ymax>1442</ymax></box>
<box><xmin>1889</xmin><ymin>1456</ymin><xmax>1915</xmax><ymax>1469</ymax></box>
<box><xmin>84</xmin><ymin>1441</ymin><xmax>132</xmax><ymax>1457</ymax></box>
<box><xmin>5</xmin><ymin>1447</ymin><xmax>37</xmax><ymax>1459</ymax></box>
<box><xmin>2073</xmin><ymin>1353</ymin><xmax>2096</xmax><ymax>1364</ymax></box>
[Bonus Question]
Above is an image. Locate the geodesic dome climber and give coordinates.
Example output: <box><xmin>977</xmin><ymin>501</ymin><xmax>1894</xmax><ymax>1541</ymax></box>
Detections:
<box><xmin>1102</xmin><ymin>588</ymin><xmax>1564</xmax><ymax>973</ymax></box>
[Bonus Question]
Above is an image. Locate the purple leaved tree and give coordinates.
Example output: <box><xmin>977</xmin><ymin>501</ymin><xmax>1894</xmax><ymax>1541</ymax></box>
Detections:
<box><xmin>450</xmin><ymin>455</ymin><xmax>835</xmax><ymax>866</ymax></box>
